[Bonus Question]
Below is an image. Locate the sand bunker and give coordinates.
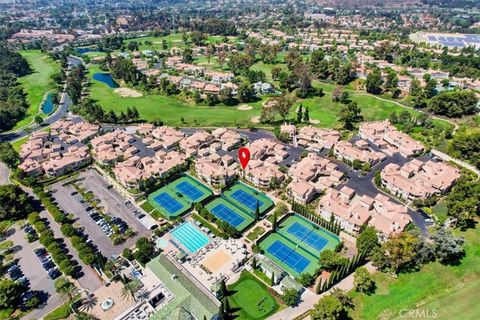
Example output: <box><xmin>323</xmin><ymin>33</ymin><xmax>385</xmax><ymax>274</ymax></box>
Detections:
<box><xmin>250</xmin><ymin>116</ymin><xmax>261</xmax><ymax>123</ymax></box>
<box><xmin>202</xmin><ymin>249</ymin><xmax>230</xmax><ymax>273</ymax></box>
<box><xmin>114</xmin><ymin>87</ymin><xmax>143</xmax><ymax>98</ymax></box>
<box><xmin>237</xmin><ymin>105</ymin><xmax>253</xmax><ymax>111</ymax></box>
<box><xmin>309</xmin><ymin>119</ymin><xmax>320</xmax><ymax>124</ymax></box>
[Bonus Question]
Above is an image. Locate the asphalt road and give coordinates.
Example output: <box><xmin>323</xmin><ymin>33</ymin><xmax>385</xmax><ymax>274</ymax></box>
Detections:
<box><xmin>0</xmin><ymin>162</ymin><xmax>9</xmax><ymax>185</ymax></box>
<box><xmin>0</xmin><ymin>91</ymin><xmax>71</xmax><ymax>143</ymax></box>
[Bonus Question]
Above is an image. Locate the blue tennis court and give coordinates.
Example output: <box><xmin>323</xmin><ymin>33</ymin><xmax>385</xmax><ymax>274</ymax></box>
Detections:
<box><xmin>230</xmin><ymin>189</ymin><xmax>264</xmax><ymax>211</ymax></box>
<box><xmin>175</xmin><ymin>181</ymin><xmax>204</xmax><ymax>201</ymax></box>
<box><xmin>287</xmin><ymin>222</ymin><xmax>328</xmax><ymax>252</ymax></box>
<box><xmin>153</xmin><ymin>193</ymin><xmax>183</xmax><ymax>214</ymax></box>
<box><xmin>210</xmin><ymin>203</ymin><xmax>245</xmax><ymax>227</ymax></box>
<box><xmin>267</xmin><ymin>240</ymin><xmax>310</xmax><ymax>273</ymax></box>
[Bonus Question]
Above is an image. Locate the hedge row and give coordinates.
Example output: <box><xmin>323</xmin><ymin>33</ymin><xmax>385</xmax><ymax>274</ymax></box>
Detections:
<box><xmin>28</xmin><ymin>212</ymin><xmax>79</xmax><ymax>278</ymax></box>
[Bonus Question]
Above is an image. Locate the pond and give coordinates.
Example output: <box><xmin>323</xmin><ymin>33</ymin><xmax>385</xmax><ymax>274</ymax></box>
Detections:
<box><xmin>92</xmin><ymin>72</ymin><xmax>119</xmax><ymax>88</ymax></box>
<box><xmin>41</xmin><ymin>93</ymin><xmax>55</xmax><ymax>115</ymax></box>
<box><xmin>75</xmin><ymin>47</ymin><xmax>100</xmax><ymax>55</ymax></box>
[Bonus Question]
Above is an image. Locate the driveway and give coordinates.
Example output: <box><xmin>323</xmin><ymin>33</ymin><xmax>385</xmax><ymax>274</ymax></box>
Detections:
<box><xmin>9</xmin><ymin>227</ymin><xmax>62</xmax><ymax>320</ymax></box>
<box><xmin>334</xmin><ymin>142</ymin><xmax>430</xmax><ymax>232</ymax></box>
<box><xmin>0</xmin><ymin>162</ymin><xmax>9</xmax><ymax>185</ymax></box>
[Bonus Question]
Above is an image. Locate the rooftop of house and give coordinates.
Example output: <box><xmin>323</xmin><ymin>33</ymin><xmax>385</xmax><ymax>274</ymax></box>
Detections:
<box><xmin>381</xmin><ymin>159</ymin><xmax>461</xmax><ymax>198</ymax></box>
<box><xmin>319</xmin><ymin>186</ymin><xmax>411</xmax><ymax>236</ymax></box>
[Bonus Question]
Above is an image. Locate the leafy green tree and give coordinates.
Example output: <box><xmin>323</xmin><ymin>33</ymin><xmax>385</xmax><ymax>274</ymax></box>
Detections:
<box><xmin>365</xmin><ymin>69</ymin><xmax>383</xmax><ymax>94</ymax></box>
<box><xmin>0</xmin><ymin>279</ymin><xmax>25</xmax><ymax>310</ymax></box>
<box><xmin>338</xmin><ymin>101</ymin><xmax>363</xmax><ymax>130</ymax></box>
<box><xmin>281</xmin><ymin>288</ymin><xmax>299</xmax><ymax>306</ymax></box>
<box><xmin>273</xmin><ymin>94</ymin><xmax>294</xmax><ymax>121</ymax></box>
<box><xmin>297</xmin><ymin>105</ymin><xmax>303</xmax><ymax>123</ymax></box>
<box><xmin>354</xmin><ymin>266</ymin><xmax>375</xmax><ymax>293</ymax></box>
<box><xmin>428</xmin><ymin>90</ymin><xmax>478</xmax><ymax>118</ymax></box>
<box><xmin>303</xmin><ymin>107</ymin><xmax>310</xmax><ymax>123</ymax></box>
<box><xmin>319</xmin><ymin>250</ymin><xmax>347</xmax><ymax>271</ymax></box>
<box><xmin>134</xmin><ymin>237</ymin><xmax>156</xmax><ymax>264</ymax></box>
<box><xmin>0</xmin><ymin>184</ymin><xmax>33</xmax><ymax>220</ymax></box>
<box><xmin>0</xmin><ymin>142</ymin><xmax>19</xmax><ymax>168</ymax></box>
<box><xmin>55</xmin><ymin>277</ymin><xmax>76</xmax><ymax>302</ymax></box>
<box><xmin>432</xmin><ymin>229</ymin><xmax>465</xmax><ymax>265</ymax></box>
<box><xmin>382</xmin><ymin>232</ymin><xmax>419</xmax><ymax>275</ymax></box>
<box><xmin>409</xmin><ymin>78</ymin><xmax>422</xmax><ymax>96</ymax></box>
<box><xmin>356</xmin><ymin>226</ymin><xmax>379</xmax><ymax>256</ymax></box>
<box><xmin>312</xmin><ymin>293</ymin><xmax>350</xmax><ymax>320</ymax></box>
<box><xmin>297</xmin><ymin>273</ymin><xmax>315</xmax><ymax>287</ymax></box>
<box><xmin>237</xmin><ymin>81</ymin><xmax>255</xmax><ymax>103</ymax></box>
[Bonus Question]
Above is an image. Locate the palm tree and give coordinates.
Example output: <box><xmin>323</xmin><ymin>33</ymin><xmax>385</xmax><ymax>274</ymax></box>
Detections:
<box><xmin>55</xmin><ymin>277</ymin><xmax>77</xmax><ymax>303</ymax></box>
<box><xmin>120</xmin><ymin>275</ymin><xmax>136</xmax><ymax>302</ymax></box>
<box><xmin>79</xmin><ymin>293</ymin><xmax>98</xmax><ymax>312</ymax></box>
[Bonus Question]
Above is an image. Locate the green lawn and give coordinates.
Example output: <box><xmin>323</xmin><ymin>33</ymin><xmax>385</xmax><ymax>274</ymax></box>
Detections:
<box><xmin>349</xmin><ymin>223</ymin><xmax>480</xmax><ymax>320</ymax></box>
<box><xmin>228</xmin><ymin>271</ymin><xmax>280</xmax><ymax>320</ymax></box>
<box><xmin>15</xmin><ymin>50</ymin><xmax>60</xmax><ymax>130</ymax></box>
<box><xmin>297</xmin><ymin>82</ymin><xmax>454</xmax><ymax>132</ymax></box>
<box><xmin>88</xmin><ymin>66</ymin><xmax>267</xmax><ymax>127</ymax></box>
<box><xmin>11</xmin><ymin>136</ymin><xmax>29</xmax><ymax>152</ymax></box>
<box><xmin>123</xmin><ymin>34</ymin><xmax>185</xmax><ymax>51</ymax></box>
<box><xmin>246</xmin><ymin>226</ymin><xmax>266</xmax><ymax>242</ymax></box>
<box><xmin>43</xmin><ymin>301</ymin><xmax>71</xmax><ymax>320</ymax></box>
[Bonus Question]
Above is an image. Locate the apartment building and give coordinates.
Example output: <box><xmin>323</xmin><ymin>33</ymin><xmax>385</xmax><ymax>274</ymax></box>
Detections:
<box><xmin>359</xmin><ymin>120</ymin><xmax>424</xmax><ymax>157</ymax></box>
<box><xmin>381</xmin><ymin>159</ymin><xmax>461</xmax><ymax>200</ymax></box>
<box><xmin>334</xmin><ymin>140</ymin><xmax>386</xmax><ymax>165</ymax></box>
<box><xmin>318</xmin><ymin>186</ymin><xmax>411</xmax><ymax>239</ymax></box>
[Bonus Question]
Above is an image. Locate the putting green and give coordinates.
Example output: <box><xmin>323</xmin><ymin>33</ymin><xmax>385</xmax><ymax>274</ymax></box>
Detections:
<box><xmin>229</xmin><ymin>271</ymin><xmax>279</xmax><ymax>319</ymax></box>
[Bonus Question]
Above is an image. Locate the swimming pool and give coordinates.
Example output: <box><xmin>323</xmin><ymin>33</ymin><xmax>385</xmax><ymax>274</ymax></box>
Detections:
<box><xmin>171</xmin><ymin>222</ymin><xmax>210</xmax><ymax>253</ymax></box>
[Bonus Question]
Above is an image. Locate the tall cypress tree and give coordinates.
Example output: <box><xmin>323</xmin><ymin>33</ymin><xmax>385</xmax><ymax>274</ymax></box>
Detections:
<box><xmin>255</xmin><ymin>200</ymin><xmax>260</xmax><ymax>221</ymax></box>
<box><xmin>272</xmin><ymin>212</ymin><xmax>277</xmax><ymax>231</ymax></box>
<box><xmin>315</xmin><ymin>278</ymin><xmax>322</xmax><ymax>294</ymax></box>
<box><xmin>220</xmin><ymin>279</ymin><xmax>228</xmax><ymax>297</ymax></box>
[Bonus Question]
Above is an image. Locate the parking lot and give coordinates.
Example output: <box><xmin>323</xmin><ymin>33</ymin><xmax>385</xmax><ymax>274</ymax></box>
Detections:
<box><xmin>50</xmin><ymin>169</ymin><xmax>153</xmax><ymax>258</ymax></box>
<box><xmin>9</xmin><ymin>226</ymin><xmax>62</xmax><ymax>320</ymax></box>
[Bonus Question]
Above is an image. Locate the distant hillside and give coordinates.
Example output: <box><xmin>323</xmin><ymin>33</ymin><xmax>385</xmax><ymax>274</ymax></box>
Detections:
<box><xmin>314</xmin><ymin>0</ymin><xmax>477</xmax><ymax>9</ymax></box>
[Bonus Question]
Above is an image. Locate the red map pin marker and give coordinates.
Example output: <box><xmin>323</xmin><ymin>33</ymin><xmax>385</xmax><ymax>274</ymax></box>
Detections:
<box><xmin>238</xmin><ymin>147</ymin><xmax>251</xmax><ymax>169</ymax></box>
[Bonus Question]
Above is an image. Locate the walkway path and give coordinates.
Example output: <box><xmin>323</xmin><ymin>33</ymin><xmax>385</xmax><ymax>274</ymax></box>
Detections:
<box><xmin>268</xmin><ymin>262</ymin><xmax>376</xmax><ymax>320</ymax></box>
<box><xmin>0</xmin><ymin>162</ymin><xmax>9</xmax><ymax>185</ymax></box>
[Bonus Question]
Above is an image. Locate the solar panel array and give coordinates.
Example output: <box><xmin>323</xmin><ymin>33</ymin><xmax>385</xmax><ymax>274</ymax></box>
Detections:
<box><xmin>426</xmin><ymin>34</ymin><xmax>480</xmax><ymax>48</ymax></box>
